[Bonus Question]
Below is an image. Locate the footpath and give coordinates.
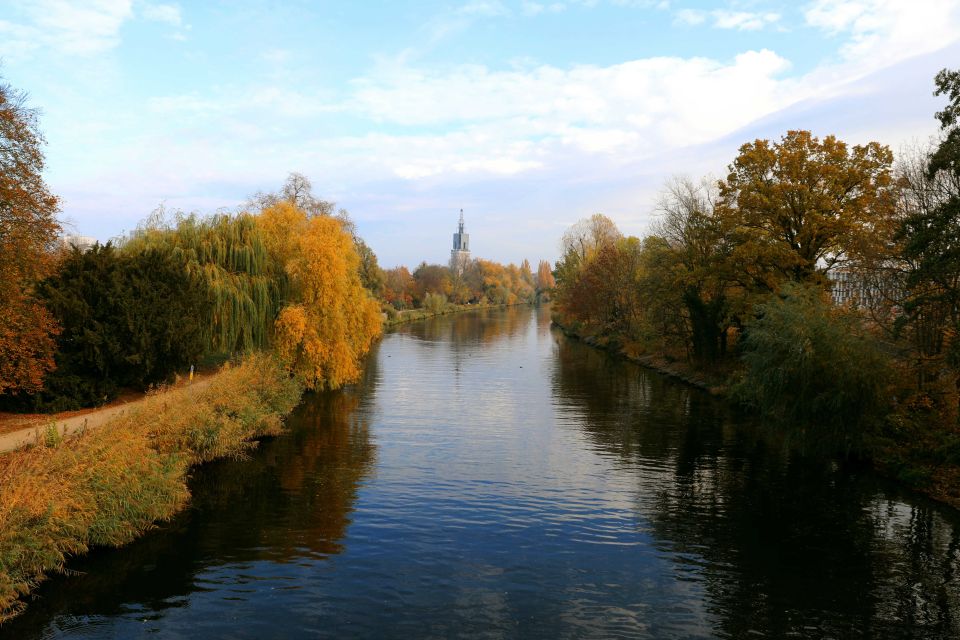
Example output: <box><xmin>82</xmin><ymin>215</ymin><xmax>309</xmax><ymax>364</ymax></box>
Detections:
<box><xmin>0</xmin><ymin>376</ymin><xmax>214</xmax><ymax>454</ymax></box>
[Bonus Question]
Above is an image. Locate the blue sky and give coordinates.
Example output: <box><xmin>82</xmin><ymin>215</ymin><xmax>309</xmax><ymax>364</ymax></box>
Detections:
<box><xmin>2</xmin><ymin>0</ymin><xmax>959</xmax><ymax>268</ymax></box>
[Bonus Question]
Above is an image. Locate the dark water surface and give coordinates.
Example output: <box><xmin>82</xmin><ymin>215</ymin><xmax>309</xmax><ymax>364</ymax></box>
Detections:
<box><xmin>4</xmin><ymin>306</ymin><xmax>960</xmax><ymax>639</ymax></box>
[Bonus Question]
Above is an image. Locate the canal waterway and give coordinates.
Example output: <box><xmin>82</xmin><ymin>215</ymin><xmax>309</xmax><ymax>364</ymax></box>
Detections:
<box><xmin>3</xmin><ymin>305</ymin><xmax>960</xmax><ymax>638</ymax></box>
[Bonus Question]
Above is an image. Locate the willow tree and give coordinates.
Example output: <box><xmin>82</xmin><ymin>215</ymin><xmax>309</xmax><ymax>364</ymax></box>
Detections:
<box><xmin>259</xmin><ymin>202</ymin><xmax>382</xmax><ymax>390</ymax></box>
<box><xmin>124</xmin><ymin>212</ymin><xmax>284</xmax><ymax>356</ymax></box>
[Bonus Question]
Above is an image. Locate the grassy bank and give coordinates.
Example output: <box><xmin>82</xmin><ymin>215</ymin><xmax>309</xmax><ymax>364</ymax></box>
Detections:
<box><xmin>0</xmin><ymin>354</ymin><xmax>303</xmax><ymax>623</ymax></box>
<box><xmin>384</xmin><ymin>301</ymin><xmax>528</xmax><ymax>327</ymax></box>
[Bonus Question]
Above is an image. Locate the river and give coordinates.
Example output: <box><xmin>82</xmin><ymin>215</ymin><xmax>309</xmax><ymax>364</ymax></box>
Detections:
<box><xmin>3</xmin><ymin>305</ymin><xmax>960</xmax><ymax>639</ymax></box>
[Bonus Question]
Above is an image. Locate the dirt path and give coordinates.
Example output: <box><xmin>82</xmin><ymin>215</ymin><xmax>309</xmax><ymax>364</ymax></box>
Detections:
<box><xmin>0</xmin><ymin>376</ymin><xmax>215</xmax><ymax>454</ymax></box>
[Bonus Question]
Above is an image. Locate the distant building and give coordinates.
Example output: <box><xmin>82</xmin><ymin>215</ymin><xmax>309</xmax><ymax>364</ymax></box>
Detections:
<box><xmin>60</xmin><ymin>234</ymin><xmax>98</xmax><ymax>252</ymax></box>
<box><xmin>450</xmin><ymin>209</ymin><xmax>470</xmax><ymax>274</ymax></box>
<box><xmin>830</xmin><ymin>267</ymin><xmax>891</xmax><ymax>309</ymax></box>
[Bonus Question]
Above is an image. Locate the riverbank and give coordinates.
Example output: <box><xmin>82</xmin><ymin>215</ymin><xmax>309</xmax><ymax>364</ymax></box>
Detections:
<box><xmin>385</xmin><ymin>301</ymin><xmax>529</xmax><ymax>327</ymax></box>
<box><xmin>554</xmin><ymin>319</ymin><xmax>960</xmax><ymax>512</ymax></box>
<box><xmin>0</xmin><ymin>354</ymin><xmax>303</xmax><ymax>623</ymax></box>
<box><xmin>553</xmin><ymin>322</ymin><xmax>728</xmax><ymax>396</ymax></box>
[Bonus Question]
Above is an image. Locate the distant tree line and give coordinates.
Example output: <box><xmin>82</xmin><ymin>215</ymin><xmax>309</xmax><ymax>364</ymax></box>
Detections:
<box><xmin>379</xmin><ymin>257</ymin><xmax>554</xmax><ymax>313</ymax></box>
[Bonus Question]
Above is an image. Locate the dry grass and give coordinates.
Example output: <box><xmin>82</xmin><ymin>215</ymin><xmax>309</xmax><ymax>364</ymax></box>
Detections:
<box><xmin>0</xmin><ymin>353</ymin><xmax>303</xmax><ymax>623</ymax></box>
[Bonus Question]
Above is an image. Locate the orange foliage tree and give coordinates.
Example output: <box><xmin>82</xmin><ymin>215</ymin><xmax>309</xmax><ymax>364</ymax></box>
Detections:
<box><xmin>0</xmin><ymin>78</ymin><xmax>60</xmax><ymax>394</ymax></box>
<box><xmin>258</xmin><ymin>202</ymin><xmax>382</xmax><ymax>389</ymax></box>
<box><xmin>718</xmin><ymin>130</ymin><xmax>896</xmax><ymax>289</ymax></box>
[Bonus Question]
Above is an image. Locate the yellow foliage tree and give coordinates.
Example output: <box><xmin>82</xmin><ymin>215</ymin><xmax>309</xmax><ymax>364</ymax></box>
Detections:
<box><xmin>259</xmin><ymin>202</ymin><xmax>382</xmax><ymax>390</ymax></box>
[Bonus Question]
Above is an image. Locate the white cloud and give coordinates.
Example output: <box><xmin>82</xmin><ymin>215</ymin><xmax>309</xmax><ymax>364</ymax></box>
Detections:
<box><xmin>712</xmin><ymin>10</ymin><xmax>780</xmax><ymax>31</ymax></box>
<box><xmin>674</xmin><ymin>8</ymin><xmax>780</xmax><ymax>30</ymax></box>
<box><xmin>805</xmin><ymin>0</ymin><xmax>960</xmax><ymax>65</ymax></box>
<box><xmin>674</xmin><ymin>8</ymin><xmax>706</xmax><ymax>25</ymax></box>
<box><xmin>0</xmin><ymin>0</ymin><xmax>133</xmax><ymax>57</ymax></box>
<box><xmin>141</xmin><ymin>2</ymin><xmax>181</xmax><ymax>26</ymax></box>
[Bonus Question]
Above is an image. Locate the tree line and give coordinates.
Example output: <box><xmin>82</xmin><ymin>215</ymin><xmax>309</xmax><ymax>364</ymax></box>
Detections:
<box><xmin>0</xmin><ymin>70</ymin><xmax>554</xmax><ymax>411</ymax></box>
<box><xmin>379</xmin><ymin>257</ymin><xmax>555</xmax><ymax>314</ymax></box>
<box><xmin>0</xmin><ymin>70</ymin><xmax>383</xmax><ymax>410</ymax></box>
<box><xmin>552</xmin><ymin>68</ymin><xmax>960</xmax><ymax>472</ymax></box>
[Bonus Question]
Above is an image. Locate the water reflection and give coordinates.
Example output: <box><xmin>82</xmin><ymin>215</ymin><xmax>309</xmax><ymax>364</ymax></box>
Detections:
<box><xmin>396</xmin><ymin>305</ymin><xmax>533</xmax><ymax>346</ymax></box>
<box><xmin>0</xmin><ymin>351</ymin><xmax>378</xmax><ymax>638</ymax></box>
<box><xmin>4</xmin><ymin>306</ymin><xmax>960</xmax><ymax>639</ymax></box>
<box><xmin>552</xmin><ymin>333</ymin><xmax>960</xmax><ymax>639</ymax></box>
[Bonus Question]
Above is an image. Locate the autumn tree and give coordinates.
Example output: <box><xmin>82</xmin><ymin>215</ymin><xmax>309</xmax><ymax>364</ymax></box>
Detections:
<box><xmin>248</xmin><ymin>172</ymin><xmax>334</xmax><ymax>218</ymax></box>
<box><xmin>259</xmin><ymin>202</ymin><xmax>381</xmax><ymax>390</ymax></box>
<box><xmin>718</xmin><ymin>130</ymin><xmax>896</xmax><ymax>289</ymax></box>
<box><xmin>382</xmin><ymin>266</ymin><xmax>415</xmax><ymax>309</ymax></box>
<box><xmin>412</xmin><ymin>262</ymin><xmax>452</xmax><ymax>306</ymax></box>
<box><xmin>654</xmin><ymin>177</ymin><xmax>737</xmax><ymax>363</ymax></box>
<box><xmin>554</xmin><ymin>215</ymin><xmax>633</xmax><ymax>332</ymax></box>
<box><xmin>560</xmin><ymin>213</ymin><xmax>622</xmax><ymax>263</ymax></box>
<box><xmin>554</xmin><ymin>214</ymin><xmax>622</xmax><ymax>317</ymax></box>
<box><xmin>0</xmin><ymin>78</ymin><xmax>60</xmax><ymax>394</ymax></box>
<box><xmin>536</xmin><ymin>260</ymin><xmax>555</xmax><ymax>292</ymax></box>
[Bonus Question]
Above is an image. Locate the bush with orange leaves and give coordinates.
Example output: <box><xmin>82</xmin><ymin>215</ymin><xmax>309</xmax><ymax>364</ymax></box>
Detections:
<box><xmin>0</xmin><ymin>354</ymin><xmax>302</xmax><ymax>622</ymax></box>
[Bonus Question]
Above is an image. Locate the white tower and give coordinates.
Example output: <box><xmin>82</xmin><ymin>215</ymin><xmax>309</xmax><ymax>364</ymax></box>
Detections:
<box><xmin>450</xmin><ymin>209</ymin><xmax>471</xmax><ymax>274</ymax></box>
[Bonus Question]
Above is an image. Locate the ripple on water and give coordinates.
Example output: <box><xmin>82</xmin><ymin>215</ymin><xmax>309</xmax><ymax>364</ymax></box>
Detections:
<box><xmin>5</xmin><ymin>307</ymin><xmax>960</xmax><ymax>640</ymax></box>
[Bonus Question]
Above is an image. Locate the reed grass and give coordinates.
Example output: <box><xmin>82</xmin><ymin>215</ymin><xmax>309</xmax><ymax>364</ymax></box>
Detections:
<box><xmin>0</xmin><ymin>353</ymin><xmax>303</xmax><ymax>623</ymax></box>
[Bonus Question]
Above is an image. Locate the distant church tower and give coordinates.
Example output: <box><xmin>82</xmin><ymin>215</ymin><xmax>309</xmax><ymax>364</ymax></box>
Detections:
<box><xmin>450</xmin><ymin>208</ymin><xmax>471</xmax><ymax>274</ymax></box>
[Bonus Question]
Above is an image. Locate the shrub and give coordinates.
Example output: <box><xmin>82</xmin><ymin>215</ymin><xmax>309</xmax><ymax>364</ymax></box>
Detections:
<box><xmin>734</xmin><ymin>283</ymin><xmax>893</xmax><ymax>448</ymax></box>
<box><xmin>423</xmin><ymin>292</ymin><xmax>448</xmax><ymax>314</ymax></box>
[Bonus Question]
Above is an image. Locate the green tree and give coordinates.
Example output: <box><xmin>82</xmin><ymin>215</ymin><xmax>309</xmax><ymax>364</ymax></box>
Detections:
<box><xmin>735</xmin><ymin>284</ymin><xmax>892</xmax><ymax>448</ymax></box>
<box><xmin>655</xmin><ymin>177</ymin><xmax>736</xmax><ymax>363</ymax></box>
<box><xmin>125</xmin><ymin>212</ymin><xmax>284</xmax><ymax>355</ymax></box>
<box><xmin>32</xmin><ymin>244</ymin><xmax>208</xmax><ymax>410</ymax></box>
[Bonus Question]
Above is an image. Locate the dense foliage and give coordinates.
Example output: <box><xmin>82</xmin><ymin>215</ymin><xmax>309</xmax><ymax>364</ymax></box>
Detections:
<box><xmin>734</xmin><ymin>284</ymin><xmax>892</xmax><ymax>446</ymax></box>
<box><xmin>380</xmin><ymin>256</ymin><xmax>539</xmax><ymax>311</ymax></box>
<box><xmin>124</xmin><ymin>211</ymin><xmax>283</xmax><ymax>355</ymax></box>
<box><xmin>551</xmin><ymin>69</ymin><xmax>960</xmax><ymax>457</ymax></box>
<box><xmin>27</xmin><ymin>245</ymin><xmax>208</xmax><ymax>410</ymax></box>
<box><xmin>261</xmin><ymin>202</ymin><xmax>382</xmax><ymax>390</ymax></box>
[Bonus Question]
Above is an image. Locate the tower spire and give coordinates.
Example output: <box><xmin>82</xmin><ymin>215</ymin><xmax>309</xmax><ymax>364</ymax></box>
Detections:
<box><xmin>451</xmin><ymin>208</ymin><xmax>470</xmax><ymax>274</ymax></box>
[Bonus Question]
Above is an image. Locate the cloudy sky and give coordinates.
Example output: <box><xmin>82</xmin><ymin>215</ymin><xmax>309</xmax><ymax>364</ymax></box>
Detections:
<box><xmin>2</xmin><ymin>0</ymin><xmax>958</xmax><ymax>268</ymax></box>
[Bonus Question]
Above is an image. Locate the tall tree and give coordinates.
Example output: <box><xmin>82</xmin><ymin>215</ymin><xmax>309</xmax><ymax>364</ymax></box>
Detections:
<box><xmin>898</xmin><ymin>68</ymin><xmax>960</xmax><ymax>382</ymax></box>
<box><xmin>718</xmin><ymin>130</ymin><xmax>896</xmax><ymax>289</ymax></box>
<box><xmin>260</xmin><ymin>202</ymin><xmax>382</xmax><ymax>390</ymax></box>
<box><xmin>248</xmin><ymin>172</ymin><xmax>334</xmax><ymax>218</ymax></box>
<box><xmin>655</xmin><ymin>177</ymin><xmax>736</xmax><ymax>363</ymax></box>
<box><xmin>0</xmin><ymin>78</ymin><xmax>60</xmax><ymax>394</ymax></box>
<box><xmin>32</xmin><ymin>244</ymin><xmax>208</xmax><ymax>410</ymax></box>
<box><xmin>535</xmin><ymin>259</ymin><xmax>555</xmax><ymax>299</ymax></box>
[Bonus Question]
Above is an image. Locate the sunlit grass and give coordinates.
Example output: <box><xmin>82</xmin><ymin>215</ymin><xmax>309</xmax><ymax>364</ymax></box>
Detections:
<box><xmin>0</xmin><ymin>353</ymin><xmax>303</xmax><ymax>623</ymax></box>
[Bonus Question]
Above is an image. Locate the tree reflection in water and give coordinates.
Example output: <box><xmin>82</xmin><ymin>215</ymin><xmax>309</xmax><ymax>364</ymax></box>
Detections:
<box><xmin>551</xmin><ymin>333</ymin><xmax>960</xmax><ymax>639</ymax></box>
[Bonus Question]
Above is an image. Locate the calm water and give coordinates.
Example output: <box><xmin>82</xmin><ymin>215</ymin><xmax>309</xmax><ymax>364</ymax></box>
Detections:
<box><xmin>4</xmin><ymin>305</ymin><xmax>960</xmax><ymax>639</ymax></box>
